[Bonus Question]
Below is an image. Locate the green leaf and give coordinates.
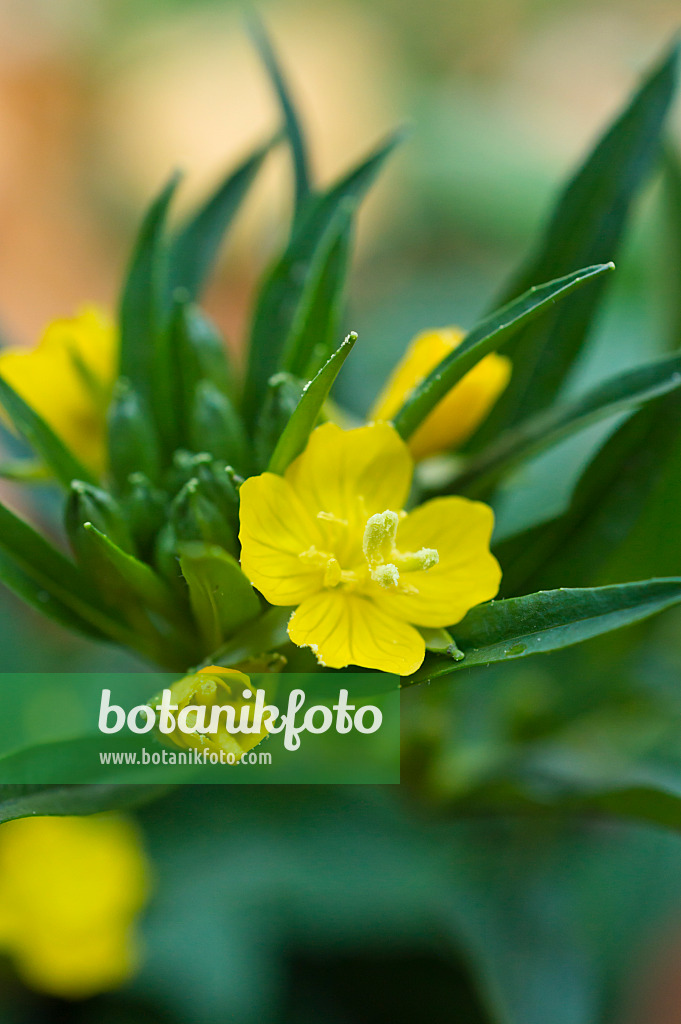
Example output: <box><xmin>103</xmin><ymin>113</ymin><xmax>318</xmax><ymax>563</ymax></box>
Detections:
<box><xmin>0</xmin><ymin>495</ymin><xmax>141</xmax><ymax>648</ymax></box>
<box><xmin>0</xmin><ymin>783</ymin><xmax>171</xmax><ymax>823</ymax></box>
<box><xmin>497</xmin><ymin>387</ymin><xmax>681</xmax><ymax>594</ymax></box>
<box><xmin>168</xmin><ymin>137</ymin><xmax>275</xmax><ymax>301</ymax></box>
<box><xmin>268</xmin><ymin>332</ymin><xmax>357</xmax><ymax>474</ymax></box>
<box><xmin>0</xmin><ymin>549</ymin><xmax>106</xmax><ymax>641</ymax></box>
<box><xmin>279</xmin><ymin>202</ymin><xmax>354</xmax><ymax>378</ymax></box>
<box><xmin>410</xmin><ymin>579</ymin><xmax>681</xmax><ymax>683</ymax></box>
<box><xmin>82</xmin><ymin>523</ymin><xmax>182</xmax><ymax>622</ymax></box>
<box><xmin>393</xmin><ymin>263</ymin><xmax>614</xmax><ymax>441</ymax></box>
<box><xmin>246</xmin><ymin>11</ymin><xmax>311</xmax><ymax>215</ymax></box>
<box><xmin>473</xmin><ymin>41</ymin><xmax>679</xmax><ymax>443</ymax></box>
<box><xmin>244</xmin><ymin>129</ymin><xmax>403</xmax><ymax>420</ymax></box>
<box><xmin>118</xmin><ymin>172</ymin><xmax>180</xmax><ymax>408</ymax></box>
<box><xmin>0</xmin><ymin>374</ymin><xmax>96</xmax><ymax>487</ymax></box>
<box><xmin>179</xmin><ymin>541</ymin><xmax>261</xmax><ymax>651</ymax></box>
<box><xmin>450</xmin><ymin>353</ymin><xmax>681</xmax><ymax>496</ymax></box>
<box><xmin>208</xmin><ymin>605</ymin><xmax>292</xmax><ymax>667</ymax></box>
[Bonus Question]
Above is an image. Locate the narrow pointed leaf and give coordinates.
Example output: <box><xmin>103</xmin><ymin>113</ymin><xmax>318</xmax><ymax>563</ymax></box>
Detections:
<box><xmin>119</xmin><ymin>173</ymin><xmax>180</xmax><ymax>406</ymax></box>
<box><xmin>244</xmin><ymin>130</ymin><xmax>403</xmax><ymax>418</ymax></box>
<box><xmin>168</xmin><ymin>136</ymin><xmax>276</xmax><ymax>300</ymax></box>
<box><xmin>451</xmin><ymin>353</ymin><xmax>681</xmax><ymax>496</ymax></box>
<box><xmin>268</xmin><ymin>331</ymin><xmax>357</xmax><ymax>474</ymax></box>
<box><xmin>393</xmin><ymin>263</ymin><xmax>614</xmax><ymax>441</ymax></box>
<box><xmin>409</xmin><ymin>578</ymin><xmax>681</xmax><ymax>683</ymax></box>
<box><xmin>473</xmin><ymin>41</ymin><xmax>679</xmax><ymax>442</ymax></box>
<box><xmin>0</xmin><ymin>375</ymin><xmax>96</xmax><ymax>487</ymax></box>
<box><xmin>247</xmin><ymin>12</ymin><xmax>311</xmax><ymax>214</ymax></box>
<box><xmin>83</xmin><ymin>523</ymin><xmax>182</xmax><ymax>621</ymax></box>
<box><xmin>497</xmin><ymin>386</ymin><xmax>681</xmax><ymax>595</ymax></box>
<box><xmin>280</xmin><ymin>202</ymin><xmax>354</xmax><ymax>378</ymax></box>
<box><xmin>179</xmin><ymin>541</ymin><xmax>261</xmax><ymax>651</ymax></box>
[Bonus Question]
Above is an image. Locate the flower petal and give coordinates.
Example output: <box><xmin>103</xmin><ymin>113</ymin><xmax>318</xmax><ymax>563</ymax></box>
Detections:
<box><xmin>239</xmin><ymin>473</ymin><xmax>326</xmax><ymax>605</ymax></box>
<box><xmin>370</xmin><ymin>496</ymin><xmax>501</xmax><ymax>627</ymax></box>
<box><xmin>285</xmin><ymin>422</ymin><xmax>412</xmax><ymax>532</ymax></box>
<box><xmin>288</xmin><ymin>589</ymin><xmax>425</xmax><ymax>675</ymax></box>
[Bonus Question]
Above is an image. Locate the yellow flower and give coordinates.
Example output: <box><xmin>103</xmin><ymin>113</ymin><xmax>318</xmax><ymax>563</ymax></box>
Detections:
<box><xmin>0</xmin><ymin>307</ymin><xmax>116</xmax><ymax>473</ymax></box>
<box><xmin>153</xmin><ymin>665</ymin><xmax>270</xmax><ymax>760</ymax></box>
<box><xmin>370</xmin><ymin>328</ymin><xmax>511</xmax><ymax>459</ymax></box>
<box><xmin>0</xmin><ymin>813</ymin><xmax>148</xmax><ymax>999</ymax></box>
<box><xmin>239</xmin><ymin>422</ymin><xmax>501</xmax><ymax>675</ymax></box>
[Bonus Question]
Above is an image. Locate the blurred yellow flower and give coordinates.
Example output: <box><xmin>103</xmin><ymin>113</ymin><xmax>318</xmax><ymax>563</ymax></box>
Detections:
<box><xmin>0</xmin><ymin>307</ymin><xmax>116</xmax><ymax>474</ymax></box>
<box><xmin>239</xmin><ymin>422</ymin><xmax>500</xmax><ymax>675</ymax></box>
<box><xmin>154</xmin><ymin>665</ymin><xmax>270</xmax><ymax>760</ymax></box>
<box><xmin>0</xmin><ymin>813</ymin><xmax>148</xmax><ymax>999</ymax></box>
<box><xmin>370</xmin><ymin>328</ymin><xmax>511</xmax><ymax>459</ymax></box>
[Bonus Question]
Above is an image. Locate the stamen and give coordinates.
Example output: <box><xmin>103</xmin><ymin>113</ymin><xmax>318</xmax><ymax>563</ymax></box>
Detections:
<box><xmin>371</xmin><ymin>563</ymin><xmax>400</xmax><ymax>588</ymax></box>
<box><xmin>393</xmin><ymin>547</ymin><xmax>439</xmax><ymax>572</ymax></box>
<box><xmin>363</xmin><ymin>510</ymin><xmax>399</xmax><ymax>566</ymax></box>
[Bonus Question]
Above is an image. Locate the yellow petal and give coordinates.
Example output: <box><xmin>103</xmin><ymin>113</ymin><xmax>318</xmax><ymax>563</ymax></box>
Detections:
<box><xmin>0</xmin><ymin>307</ymin><xmax>116</xmax><ymax>473</ymax></box>
<box><xmin>370</xmin><ymin>328</ymin><xmax>511</xmax><ymax>458</ymax></box>
<box><xmin>288</xmin><ymin>588</ymin><xmax>425</xmax><ymax>675</ymax></box>
<box><xmin>239</xmin><ymin>472</ymin><xmax>327</xmax><ymax>605</ymax></box>
<box><xmin>370</xmin><ymin>495</ymin><xmax>501</xmax><ymax>627</ymax></box>
<box><xmin>284</xmin><ymin>422</ymin><xmax>412</xmax><ymax>535</ymax></box>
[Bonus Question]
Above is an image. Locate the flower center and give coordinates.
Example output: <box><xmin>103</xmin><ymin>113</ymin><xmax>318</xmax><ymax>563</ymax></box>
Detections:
<box><xmin>298</xmin><ymin>508</ymin><xmax>438</xmax><ymax>592</ymax></box>
<box><xmin>362</xmin><ymin>509</ymin><xmax>438</xmax><ymax>589</ymax></box>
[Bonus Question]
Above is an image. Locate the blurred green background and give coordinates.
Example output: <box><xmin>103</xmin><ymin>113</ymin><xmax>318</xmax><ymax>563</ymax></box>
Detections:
<box><xmin>2</xmin><ymin>0</ymin><xmax>681</xmax><ymax>1021</ymax></box>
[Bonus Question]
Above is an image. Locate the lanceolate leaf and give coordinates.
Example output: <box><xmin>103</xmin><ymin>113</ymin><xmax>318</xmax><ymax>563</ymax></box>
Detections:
<box><xmin>247</xmin><ymin>11</ymin><xmax>312</xmax><ymax>215</ymax></box>
<box><xmin>0</xmin><ymin>784</ymin><xmax>171</xmax><ymax>824</ymax></box>
<box><xmin>168</xmin><ymin>137</ymin><xmax>276</xmax><ymax>301</ymax></box>
<box><xmin>450</xmin><ymin>353</ymin><xmax>681</xmax><ymax>497</ymax></box>
<box><xmin>473</xmin><ymin>41</ymin><xmax>679</xmax><ymax>444</ymax></box>
<box><xmin>0</xmin><ymin>375</ymin><xmax>96</xmax><ymax>488</ymax></box>
<box><xmin>119</xmin><ymin>172</ymin><xmax>180</xmax><ymax>407</ymax></box>
<box><xmin>244</xmin><ymin>129</ymin><xmax>403</xmax><ymax>420</ymax></box>
<box><xmin>0</xmin><ymin>498</ymin><xmax>141</xmax><ymax>648</ymax></box>
<box><xmin>409</xmin><ymin>579</ymin><xmax>681</xmax><ymax>684</ymax></box>
<box><xmin>497</xmin><ymin>388</ymin><xmax>681</xmax><ymax>595</ymax></box>
<box><xmin>393</xmin><ymin>263</ymin><xmax>614</xmax><ymax>441</ymax></box>
<box><xmin>280</xmin><ymin>202</ymin><xmax>354</xmax><ymax>379</ymax></box>
<box><xmin>268</xmin><ymin>332</ymin><xmax>357</xmax><ymax>474</ymax></box>
<box><xmin>179</xmin><ymin>542</ymin><xmax>261</xmax><ymax>651</ymax></box>
<box><xmin>0</xmin><ymin>550</ymin><xmax>105</xmax><ymax>641</ymax></box>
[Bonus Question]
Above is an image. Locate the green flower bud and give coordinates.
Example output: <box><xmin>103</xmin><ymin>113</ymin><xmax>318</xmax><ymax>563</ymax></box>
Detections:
<box><xmin>107</xmin><ymin>378</ymin><xmax>161</xmax><ymax>488</ymax></box>
<box><xmin>65</xmin><ymin>481</ymin><xmax>134</xmax><ymax>560</ymax></box>
<box><xmin>189</xmin><ymin>380</ymin><xmax>249</xmax><ymax>471</ymax></box>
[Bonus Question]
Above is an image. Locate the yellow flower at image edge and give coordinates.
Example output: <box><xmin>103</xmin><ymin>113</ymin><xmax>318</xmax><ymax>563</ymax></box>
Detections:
<box><xmin>371</xmin><ymin>327</ymin><xmax>511</xmax><ymax>459</ymax></box>
<box><xmin>0</xmin><ymin>307</ymin><xmax>116</xmax><ymax>473</ymax></box>
<box><xmin>0</xmin><ymin>814</ymin><xmax>148</xmax><ymax>999</ymax></box>
<box><xmin>239</xmin><ymin>422</ymin><xmax>501</xmax><ymax>675</ymax></box>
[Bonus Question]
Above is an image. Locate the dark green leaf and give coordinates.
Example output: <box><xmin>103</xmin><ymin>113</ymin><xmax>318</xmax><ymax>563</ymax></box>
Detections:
<box><xmin>0</xmin><ymin>783</ymin><xmax>171</xmax><ymax>823</ymax></box>
<box><xmin>244</xmin><ymin>129</ymin><xmax>403</xmax><ymax>420</ymax></box>
<box><xmin>246</xmin><ymin>11</ymin><xmax>311</xmax><ymax>215</ymax></box>
<box><xmin>0</xmin><ymin>374</ymin><xmax>96</xmax><ymax>487</ymax></box>
<box><xmin>179</xmin><ymin>541</ymin><xmax>261</xmax><ymax>651</ymax></box>
<box><xmin>497</xmin><ymin>387</ymin><xmax>681</xmax><ymax>594</ymax></box>
<box><xmin>169</xmin><ymin>137</ymin><xmax>275</xmax><ymax>300</ymax></box>
<box><xmin>393</xmin><ymin>264</ymin><xmax>614</xmax><ymax>441</ymax></box>
<box><xmin>474</xmin><ymin>41</ymin><xmax>679</xmax><ymax>443</ymax></box>
<box><xmin>280</xmin><ymin>202</ymin><xmax>354</xmax><ymax>378</ymax></box>
<box><xmin>118</xmin><ymin>172</ymin><xmax>180</xmax><ymax>408</ymax></box>
<box><xmin>268</xmin><ymin>331</ymin><xmax>357</xmax><ymax>474</ymax></box>
<box><xmin>410</xmin><ymin>578</ymin><xmax>681</xmax><ymax>683</ymax></box>
<box><xmin>450</xmin><ymin>353</ymin><xmax>681</xmax><ymax>496</ymax></box>
<box><xmin>208</xmin><ymin>605</ymin><xmax>292</xmax><ymax>667</ymax></box>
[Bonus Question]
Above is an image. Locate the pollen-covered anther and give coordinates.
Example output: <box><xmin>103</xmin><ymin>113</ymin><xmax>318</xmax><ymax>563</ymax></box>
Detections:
<box><xmin>371</xmin><ymin>563</ymin><xmax>401</xmax><ymax>588</ymax></box>
<box><xmin>363</xmin><ymin>509</ymin><xmax>400</xmax><ymax>566</ymax></box>
<box><xmin>394</xmin><ymin>547</ymin><xmax>439</xmax><ymax>572</ymax></box>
